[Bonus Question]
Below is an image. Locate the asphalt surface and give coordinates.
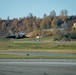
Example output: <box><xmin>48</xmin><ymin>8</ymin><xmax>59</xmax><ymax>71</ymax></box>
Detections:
<box><xmin>0</xmin><ymin>59</ymin><xmax>76</xmax><ymax>75</ymax></box>
<box><xmin>0</xmin><ymin>52</ymin><xmax>75</xmax><ymax>56</ymax></box>
<box><xmin>0</xmin><ymin>51</ymin><xmax>76</xmax><ymax>75</ymax></box>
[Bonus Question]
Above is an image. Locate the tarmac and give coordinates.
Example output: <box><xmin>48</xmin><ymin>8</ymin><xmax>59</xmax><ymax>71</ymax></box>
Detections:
<box><xmin>0</xmin><ymin>59</ymin><xmax>76</xmax><ymax>75</ymax></box>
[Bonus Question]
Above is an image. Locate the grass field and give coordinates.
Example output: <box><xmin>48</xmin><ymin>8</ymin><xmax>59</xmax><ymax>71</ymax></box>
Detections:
<box><xmin>0</xmin><ymin>37</ymin><xmax>76</xmax><ymax>50</ymax></box>
<box><xmin>0</xmin><ymin>36</ymin><xmax>76</xmax><ymax>59</ymax></box>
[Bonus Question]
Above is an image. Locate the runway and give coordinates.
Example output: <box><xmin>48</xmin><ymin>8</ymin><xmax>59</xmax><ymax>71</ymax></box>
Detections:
<box><xmin>0</xmin><ymin>59</ymin><xmax>76</xmax><ymax>75</ymax></box>
<box><xmin>0</xmin><ymin>52</ymin><xmax>75</xmax><ymax>56</ymax></box>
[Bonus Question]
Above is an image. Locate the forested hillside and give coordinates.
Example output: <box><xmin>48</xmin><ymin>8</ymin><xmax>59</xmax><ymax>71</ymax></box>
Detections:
<box><xmin>0</xmin><ymin>10</ymin><xmax>76</xmax><ymax>40</ymax></box>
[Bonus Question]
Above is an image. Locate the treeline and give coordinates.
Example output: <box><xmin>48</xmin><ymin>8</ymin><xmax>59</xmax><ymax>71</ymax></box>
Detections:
<box><xmin>0</xmin><ymin>10</ymin><xmax>76</xmax><ymax>40</ymax></box>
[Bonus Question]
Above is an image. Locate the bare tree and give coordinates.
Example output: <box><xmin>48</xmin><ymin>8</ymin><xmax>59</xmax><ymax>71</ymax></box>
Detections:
<box><xmin>60</xmin><ymin>9</ymin><xmax>68</xmax><ymax>16</ymax></box>
<box><xmin>50</xmin><ymin>10</ymin><xmax>56</xmax><ymax>18</ymax></box>
<box><xmin>43</xmin><ymin>13</ymin><xmax>47</xmax><ymax>18</ymax></box>
<box><xmin>27</xmin><ymin>13</ymin><xmax>33</xmax><ymax>18</ymax></box>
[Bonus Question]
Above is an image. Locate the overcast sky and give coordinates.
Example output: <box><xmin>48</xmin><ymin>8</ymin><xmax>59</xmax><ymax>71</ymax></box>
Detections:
<box><xmin>0</xmin><ymin>0</ymin><xmax>76</xmax><ymax>19</ymax></box>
